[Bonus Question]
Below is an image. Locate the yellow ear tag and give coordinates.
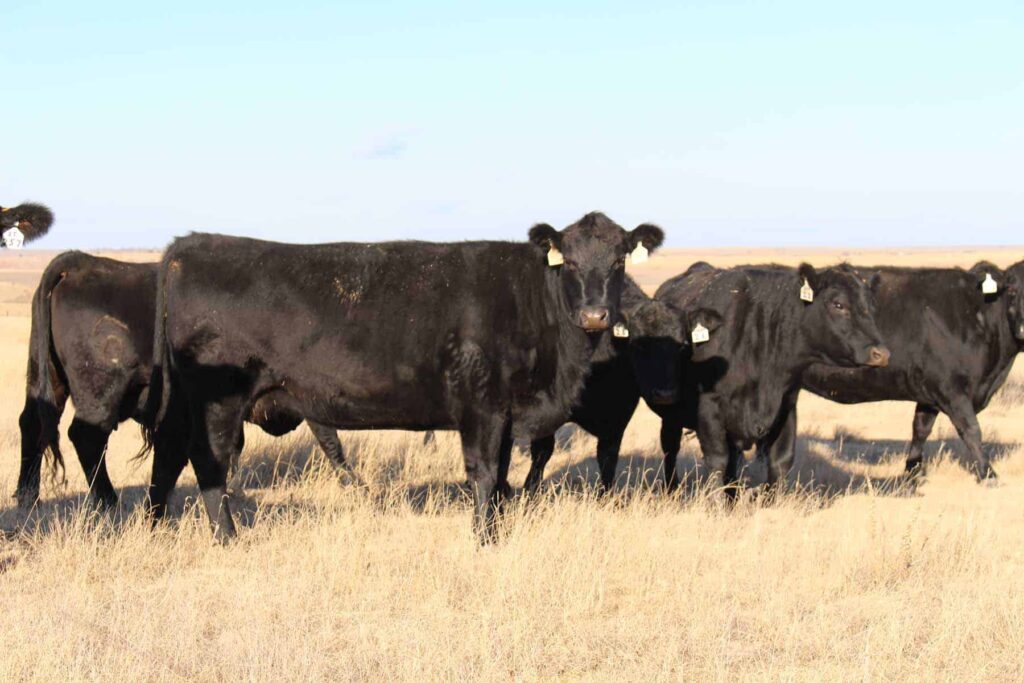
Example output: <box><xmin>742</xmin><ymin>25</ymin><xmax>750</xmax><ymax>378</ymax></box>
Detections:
<box><xmin>629</xmin><ymin>243</ymin><xmax>648</xmax><ymax>265</ymax></box>
<box><xmin>612</xmin><ymin>322</ymin><xmax>630</xmax><ymax>338</ymax></box>
<box><xmin>691</xmin><ymin>322</ymin><xmax>709</xmax><ymax>344</ymax></box>
<box><xmin>547</xmin><ymin>246</ymin><xmax>563</xmax><ymax>267</ymax></box>
<box><xmin>800</xmin><ymin>278</ymin><xmax>814</xmax><ymax>303</ymax></box>
<box><xmin>982</xmin><ymin>273</ymin><xmax>998</xmax><ymax>295</ymax></box>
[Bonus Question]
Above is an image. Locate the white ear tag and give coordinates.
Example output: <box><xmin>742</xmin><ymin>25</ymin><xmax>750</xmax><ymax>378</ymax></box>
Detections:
<box><xmin>2</xmin><ymin>226</ymin><xmax>24</xmax><ymax>249</ymax></box>
<box><xmin>982</xmin><ymin>273</ymin><xmax>998</xmax><ymax>295</ymax></box>
<box><xmin>546</xmin><ymin>246</ymin><xmax>563</xmax><ymax>267</ymax></box>
<box><xmin>612</xmin><ymin>322</ymin><xmax>629</xmax><ymax>338</ymax></box>
<box><xmin>629</xmin><ymin>243</ymin><xmax>648</xmax><ymax>265</ymax></box>
<box><xmin>800</xmin><ymin>278</ymin><xmax>814</xmax><ymax>303</ymax></box>
<box><xmin>691</xmin><ymin>322</ymin><xmax>709</xmax><ymax>344</ymax></box>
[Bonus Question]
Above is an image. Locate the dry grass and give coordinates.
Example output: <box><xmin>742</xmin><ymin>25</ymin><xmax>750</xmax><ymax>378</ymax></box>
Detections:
<box><xmin>1</xmin><ymin>248</ymin><xmax>1024</xmax><ymax>681</ymax></box>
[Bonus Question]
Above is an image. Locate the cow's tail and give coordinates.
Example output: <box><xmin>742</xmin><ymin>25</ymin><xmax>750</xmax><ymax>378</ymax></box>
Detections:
<box><xmin>141</xmin><ymin>251</ymin><xmax>176</xmax><ymax>446</ymax></box>
<box><xmin>22</xmin><ymin>252</ymin><xmax>80</xmax><ymax>482</ymax></box>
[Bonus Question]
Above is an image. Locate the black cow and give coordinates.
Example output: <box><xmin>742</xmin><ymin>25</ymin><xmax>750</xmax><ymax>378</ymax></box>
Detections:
<box><xmin>1</xmin><ymin>202</ymin><xmax>54</xmax><ymax>246</ymax></box>
<box><xmin>16</xmin><ymin>251</ymin><xmax>345</xmax><ymax>510</ymax></box>
<box><xmin>801</xmin><ymin>261</ymin><xmax>1024</xmax><ymax>482</ymax></box>
<box><xmin>653</xmin><ymin>262</ymin><xmax>890</xmax><ymax>494</ymax></box>
<box><xmin>149</xmin><ymin>212</ymin><xmax>664</xmax><ymax>541</ymax></box>
<box><xmin>522</xmin><ymin>276</ymin><xmax>720</xmax><ymax>493</ymax></box>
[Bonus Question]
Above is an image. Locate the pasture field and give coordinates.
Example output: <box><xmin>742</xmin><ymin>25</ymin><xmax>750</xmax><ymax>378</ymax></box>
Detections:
<box><xmin>1</xmin><ymin>247</ymin><xmax>1024</xmax><ymax>681</ymax></box>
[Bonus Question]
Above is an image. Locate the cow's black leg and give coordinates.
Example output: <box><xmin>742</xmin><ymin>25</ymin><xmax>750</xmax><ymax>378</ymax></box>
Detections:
<box><xmin>459</xmin><ymin>413</ymin><xmax>512</xmax><ymax>543</ymax></box>
<box><xmin>945</xmin><ymin>400</ymin><xmax>997</xmax><ymax>483</ymax></box>
<box><xmin>188</xmin><ymin>398</ymin><xmax>247</xmax><ymax>542</ymax></box>
<box><xmin>16</xmin><ymin>394</ymin><xmax>67</xmax><ymax>509</ymax></box>
<box><xmin>523</xmin><ymin>435</ymin><xmax>555</xmax><ymax>494</ymax></box>
<box><xmin>762</xmin><ymin>403</ymin><xmax>798</xmax><ymax>495</ymax></box>
<box><xmin>660</xmin><ymin>420</ymin><xmax>684</xmax><ymax>492</ymax></box>
<box><xmin>907</xmin><ymin>403</ymin><xmax>938</xmax><ymax>475</ymax></box>
<box><xmin>147</xmin><ymin>423</ymin><xmax>189</xmax><ymax>524</ymax></box>
<box><xmin>307</xmin><ymin>421</ymin><xmax>347</xmax><ymax>471</ymax></box>
<box><xmin>723</xmin><ymin>441</ymin><xmax>746</xmax><ymax>501</ymax></box>
<box><xmin>67</xmin><ymin>419</ymin><xmax>118</xmax><ymax>510</ymax></box>
<box><xmin>595</xmin><ymin>432</ymin><xmax>624</xmax><ymax>493</ymax></box>
<box><xmin>696</xmin><ymin>401</ymin><xmax>733</xmax><ymax>499</ymax></box>
<box><xmin>16</xmin><ymin>400</ymin><xmax>45</xmax><ymax>509</ymax></box>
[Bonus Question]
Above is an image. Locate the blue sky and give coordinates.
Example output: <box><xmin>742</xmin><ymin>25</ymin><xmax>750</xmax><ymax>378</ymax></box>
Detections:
<box><xmin>3</xmin><ymin>1</ymin><xmax>1022</xmax><ymax>248</ymax></box>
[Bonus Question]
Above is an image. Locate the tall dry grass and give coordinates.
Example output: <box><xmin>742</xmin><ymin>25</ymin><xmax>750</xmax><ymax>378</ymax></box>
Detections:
<box><xmin>1</xmin><ymin>250</ymin><xmax>1023</xmax><ymax>680</ymax></box>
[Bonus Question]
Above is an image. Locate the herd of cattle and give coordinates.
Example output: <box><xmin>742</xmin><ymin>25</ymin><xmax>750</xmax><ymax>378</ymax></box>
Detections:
<box><xmin>6</xmin><ymin>203</ymin><xmax>1024</xmax><ymax>542</ymax></box>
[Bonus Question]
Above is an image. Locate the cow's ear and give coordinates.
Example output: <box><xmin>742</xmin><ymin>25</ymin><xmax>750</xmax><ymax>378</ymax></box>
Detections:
<box><xmin>969</xmin><ymin>261</ymin><xmax>1003</xmax><ymax>296</ymax></box>
<box><xmin>4</xmin><ymin>203</ymin><xmax>54</xmax><ymax>241</ymax></box>
<box><xmin>691</xmin><ymin>308</ymin><xmax>723</xmax><ymax>334</ymax></box>
<box><xmin>683</xmin><ymin>307</ymin><xmax>723</xmax><ymax>354</ymax></box>
<box><xmin>629</xmin><ymin>223</ymin><xmax>664</xmax><ymax>253</ymax></box>
<box><xmin>528</xmin><ymin>222</ymin><xmax>560</xmax><ymax>250</ymax></box>
<box><xmin>797</xmin><ymin>263</ymin><xmax>820</xmax><ymax>291</ymax></box>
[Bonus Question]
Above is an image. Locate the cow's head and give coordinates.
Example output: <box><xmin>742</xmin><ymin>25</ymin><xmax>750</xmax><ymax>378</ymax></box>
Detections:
<box><xmin>627</xmin><ymin>303</ymin><xmax>724</xmax><ymax>405</ymax></box>
<box><xmin>530</xmin><ymin>212</ymin><xmax>663</xmax><ymax>332</ymax></box>
<box><xmin>999</xmin><ymin>261</ymin><xmax>1024</xmax><ymax>343</ymax></box>
<box><xmin>618</xmin><ymin>299</ymin><xmax>686</xmax><ymax>405</ymax></box>
<box><xmin>0</xmin><ymin>202</ymin><xmax>54</xmax><ymax>245</ymax></box>
<box><xmin>798</xmin><ymin>263</ymin><xmax>890</xmax><ymax>368</ymax></box>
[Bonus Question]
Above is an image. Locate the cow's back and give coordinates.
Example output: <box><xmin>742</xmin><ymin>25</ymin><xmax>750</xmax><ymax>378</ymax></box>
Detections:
<box><xmin>162</xmin><ymin>233</ymin><xmax>573</xmax><ymax>433</ymax></box>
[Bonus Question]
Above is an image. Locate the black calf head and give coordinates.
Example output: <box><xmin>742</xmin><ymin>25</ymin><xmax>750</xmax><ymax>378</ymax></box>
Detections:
<box><xmin>622</xmin><ymin>300</ymin><xmax>685</xmax><ymax>405</ymax></box>
<box><xmin>0</xmin><ymin>202</ymin><xmax>54</xmax><ymax>244</ymax></box>
<box><xmin>798</xmin><ymin>263</ymin><xmax>889</xmax><ymax>368</ymax></box>
<box><xmin>625</xmin><ymin>303</ymin><xmax>723</xmax><ymax>406</ymax></box>
<box><xmin>530</xmin><ymin>212</ymin><xmax>663</xmax><ymax>332</ymax></box>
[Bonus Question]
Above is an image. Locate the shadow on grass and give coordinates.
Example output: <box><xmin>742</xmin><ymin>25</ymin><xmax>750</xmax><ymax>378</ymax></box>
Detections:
<box><xmin>3</xmin><ymin>424</ymin><xmax>1018</xmax><ymax>538</ymax></box>
<box><xmin>542</xmin><ymin>435</ymin><xmax>917</xmax><ymax>502</ymax></box>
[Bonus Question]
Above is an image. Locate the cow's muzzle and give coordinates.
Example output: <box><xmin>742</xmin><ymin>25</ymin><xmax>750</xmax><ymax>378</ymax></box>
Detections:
<box><xmin>577</xmin><ymin>306</ymin><xmax>610</xmax><ymax>331</ymax></box>
<box><xmin>865</xmin><ymin>345</ymin><xmax>890</xmax><ymax>368</ymax></box>
<box><xmin>648</xmin><ymin>389</ymin><xmax>678</xmax><ymax>406</ymax></box>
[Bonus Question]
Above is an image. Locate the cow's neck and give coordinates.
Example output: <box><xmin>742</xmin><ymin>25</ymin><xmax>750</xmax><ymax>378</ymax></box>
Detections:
<box><xmin>758</xmin><ymin>297</ymin><xmax>811</xmax><ymax>392</ymax></box>
<box><xmin>979</xmin><ymin>307</ymin><xmax>1022</xmax><ymax>404</ymax></box>
<box><xmin>726</xmin><ymin>297</ymin><xmax>807</xmax><ymax>439</ymax></box>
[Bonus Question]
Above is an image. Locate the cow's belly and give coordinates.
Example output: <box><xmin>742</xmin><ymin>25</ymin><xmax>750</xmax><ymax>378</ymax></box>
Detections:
<box><xmin>274</xmin><ymin>364</ymin><xmax>455</xmax><ymax>430</ymax></box>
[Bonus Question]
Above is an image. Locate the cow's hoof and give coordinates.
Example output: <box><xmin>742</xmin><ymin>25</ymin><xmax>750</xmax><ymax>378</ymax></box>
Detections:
<box><xmin>14</xmin><ymin>489</ymin><xmax>39</xmax><ymax>511</ymax></box>
<box><xmin>980</xmin><ymin>476</ymin><xmax>1000</xmax><ymax>489</ymax></box>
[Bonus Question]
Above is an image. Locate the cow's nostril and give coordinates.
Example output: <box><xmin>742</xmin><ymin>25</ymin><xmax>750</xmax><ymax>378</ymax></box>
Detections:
<box><xmin>867</xmin><ymin>346</ymin><xmax>891</xmax><ymax>367</ymax></box>
<box><xmin>578</xmin><ymin>307</ymin><xmax>611</xmax><ymax>330</ymax></box>
<box><xmin>650</xmin><ymin>389</ymin><xmax>678</xmax><ymax>405</ymax></box>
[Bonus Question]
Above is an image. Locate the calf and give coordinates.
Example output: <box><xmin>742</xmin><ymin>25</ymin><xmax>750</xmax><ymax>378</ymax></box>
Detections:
<box><xmin>654</xmin><ymin>262</ymin><xmax>889</xmax><ymax>494</ymax></box>
<box><xmin>16</xmin><ymin>251</ymin><xmax>344</xmax><ymax>510</ymax></box>
<box><xmin>149</xmin><ymin>212</ymin><xmax>664</xmax><ymax>541</ymax></box>
<box><xmin>523</xmin><ymin>276</ymin><xmax>720</xmax><ymax>492</ymax></box>
<box><xmin>801</xmin><ymin>261</ymin><xmax>1024</xmax><ymax>481</ymax></box>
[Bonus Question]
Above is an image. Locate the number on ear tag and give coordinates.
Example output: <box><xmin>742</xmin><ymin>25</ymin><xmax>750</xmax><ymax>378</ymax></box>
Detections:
<box><xmin>612</xmin><ymin>322</ymin><xmax>629</xmax><ymax>338</ymax></box>
<box><xmin>2</xmin><ymin>226</ymin><xmax>24</xmax><ymax>250</ymax></box>
<box><xmin>629</xmin><ymin>243</ymin><xmax>648</xmax><ymax>265</ymax></box>
<box><xmin>800</xmin><ymin>278</ymin><xmax>814</xmax><ymax>303</ymax></box>
<box><xmin>982</xmin><ymin>273</ymin><xmax>998</xmax><ymax>295</ymax></box>
<box><xmin>691</xmin><ymin>322</ymin><xmax>709</xmax><ymax>344</ymax></box>
<box><xmin>547</xmin><ymin>246</ymin><xmax>563</xmax><ymax>267</ymax></box>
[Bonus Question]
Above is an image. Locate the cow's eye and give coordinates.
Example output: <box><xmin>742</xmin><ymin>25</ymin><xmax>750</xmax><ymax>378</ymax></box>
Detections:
<box><xmin>832</xmin><ymin>301</ymin><xmax>845</xmax><ymax>310</ymax></box>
